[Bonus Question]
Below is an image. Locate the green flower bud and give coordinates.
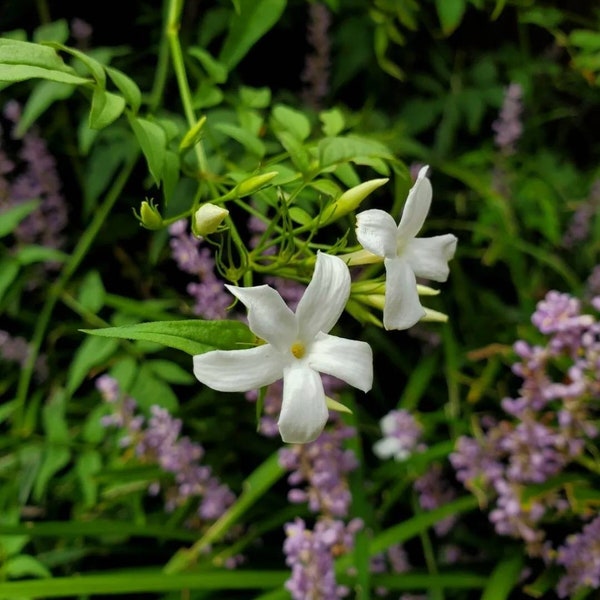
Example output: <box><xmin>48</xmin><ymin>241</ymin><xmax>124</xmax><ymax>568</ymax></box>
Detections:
<box><xmin>193</xmin><ymin>203</ymin><xmax>229</xmax><ymax>237</ymax></box>
<box><xmin>136</xmin><ymin>199</ymin><xmax>163</xmax><ymax>230</ymax></box>
<box><xmin>234</xmin><ymin>171</ymin><xmax>278</xmax><ymax>198</ymax></box>
<box><xmin>319</xmin><ymin>178</ymin><xmax>389</xmax><ymax>226</ymax></box>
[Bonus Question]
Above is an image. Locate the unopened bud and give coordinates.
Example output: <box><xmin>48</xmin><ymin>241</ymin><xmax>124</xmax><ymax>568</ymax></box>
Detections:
<box><xmin>193</xmin><ymin>203</ymin><xmax>229</xmax><ymax>236</ymax></box>
<box><xmin>137</xmin><ymin>199</ymin><xmax>163</xmax><ymax>230</ymax></box>
<box><xmin>320</xmin><ymin>178</ymin><xmax>389</xmax><ymax>226</ymax></box>
<box><xmin>235</xmin><ymin>172</ymin><xmax>278</xmax><ymax>198</ymax></box>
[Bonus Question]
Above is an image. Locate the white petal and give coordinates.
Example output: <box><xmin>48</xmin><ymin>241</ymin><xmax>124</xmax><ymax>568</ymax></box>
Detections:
<box><xmin>278</xmin><ymin>363</ymin><xmax>328</xmax><ymax>443</ymax></box>
<box><xmin>226</xmin><ymin>284</ymin><xmax>297</xmax><ymax>351</ymax></box>
<box><xmin>295</xmin><ymin>252</ymin><xmax>350</xmax><ymax>340</ymax></box>
<box><xmin>193</xmin><ymin>345</ymin><xmax>284</xmax><ymax>392</ymax></box>
<box><xmin>396</xmin><ymin>166</ymin><xmax>432</xmax><ymax>242</ymax></box>
<box><xmin>355</xmin><ymin>209</ymin><xmax>399</xmax><ymax>258</ymax></box>
<box><xmin>309</xmin><ymin>332</ymin><xmax>373</xmax><ymax>393</ymax></box>
<box><xmin>373</xmin><ymin>437</ymin><xmax>402</xmax><ymax>460</ymax></box>
<box><xmin>383</xmin><ymin>257</ymin><xmax>425</xmax><ymax>330</ymax></box>
<box><xmin>404</xmin><ymin>234</ymin><xmax>458</xmax><ymax>282</ymax></box>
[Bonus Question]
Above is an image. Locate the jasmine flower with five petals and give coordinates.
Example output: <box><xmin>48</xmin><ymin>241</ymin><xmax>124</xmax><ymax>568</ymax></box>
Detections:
<box><xmin>193</xmin><ymin>252</ymin><xmax>373</xmax><ymax>443</ymax></box>
<box><xmin>355</xmin><ymin>165</ymin><xmax>457</xmax><ymax>330</ymax></box>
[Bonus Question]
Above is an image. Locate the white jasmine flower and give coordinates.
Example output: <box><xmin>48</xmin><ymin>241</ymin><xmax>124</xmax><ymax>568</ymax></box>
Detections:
<box><xmin>193</xmin><ymin>252</ymin><xmax>373</xmax><ymax>443</ymax></box>
<box><xmin>355</xmin><ymin>165</ymin><xmax>457</xmax><ymax>330</ymax></box>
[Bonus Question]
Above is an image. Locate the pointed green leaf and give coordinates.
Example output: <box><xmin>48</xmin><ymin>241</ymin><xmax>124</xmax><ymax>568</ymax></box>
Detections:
<box><xmin>16</xmin><ymin>79</ymin><xmax>76</xmax><ymax>136</ymax></box>
<box><xmin>0</xmin><ymin>64</ymin><xmax>89</xmax><ymax>84</ymax></box>
<box><xmin>106</xmin><ymin>65</ymin><xmax>142</xmax><ymax>112</ymax></box>
<box><xmin>89</xmin><ymin>87</ymin><xmax>126</xmax><ymax>130</ymax></box>
<box><xmin>214</xmin><ymin>122</ymin><xmax>266</xmax><ymax>157</ymax></box>
<box><xmin>435</xmin><ymin>0</ymin><xmax>467</xmax><ymax>35</ymax></box>
<box><xmin>81</xmin><ymin>320</ymin><xmax>255</xmax><ymax>356</ymax></box>
<box><xmin>218</xmin><ymin>0</ymin><xmax>287</xmax><ymax>69</ymax></box>
<box><xmin>46</xmin><ymin>42</ymin><xmax>106</xmax><ymax>86</ymax></box>
<box><xmin>0</xmin><ymin>199</ymin><xmax>40</xmax><ymax>238</ymax></box>
<box><xmin>271</xmin><ymin>104</ymin><xmax>311</xmax><ymax>141</ymax></box>
<box><xmin>128</xmin><ymin>115</ymin><xmax>167</xmax><ymax>185</ymax></box>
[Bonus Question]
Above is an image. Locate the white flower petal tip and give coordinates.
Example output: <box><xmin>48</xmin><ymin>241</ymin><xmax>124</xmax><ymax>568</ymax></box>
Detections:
<box><xmin>193</xmin><ymin>251</ymin><xmax>374</xmax><ymax>444</ymax></box>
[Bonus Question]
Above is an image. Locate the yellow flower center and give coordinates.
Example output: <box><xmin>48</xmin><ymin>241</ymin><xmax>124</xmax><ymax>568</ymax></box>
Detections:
<box><xmin>290</xmin><ymin>341</ymin><xmax>306</xmax><ymax>359</ymax></box>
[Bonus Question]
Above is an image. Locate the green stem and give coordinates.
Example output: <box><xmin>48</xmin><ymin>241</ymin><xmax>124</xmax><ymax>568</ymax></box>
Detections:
<box><xmin>13</xmin><ymin>150</ymin><xmax>140</xmax><ymax>435</ymax></box>
<box><xmin>147</xmin><ymin>0</ymin><xmax>172</xmax><ymax>112</ymax></box>
<box><xmin>166</xmin><ymin>0</ymin><xmax>208</xmax><ymax>175</ymax></box>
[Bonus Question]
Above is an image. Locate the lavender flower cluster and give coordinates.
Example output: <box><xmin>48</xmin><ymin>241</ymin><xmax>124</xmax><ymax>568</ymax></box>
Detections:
<box><xmin>96</xmin><ymin>374</ymin><xmax>234</xmax><ymax>523</ymax></box>
<box><xmin>0</xmin><ymin>100</ymin><xmax>67</xmax><ymax>255</ymax></box>
<box><xmin>168</xmin><ymin>219</ymin><xmax>231</xmax><ymax>319</ymax></box>
<box><xmin>492</xmin><ymin>82</ymin><xmax>524</xmax><ymax>155</ymax></box>
<box><xmin>256</xmin><ymin>375</ymin><xmax>362</xmax><ymax>598</ymax></box>
<box><xmin>450</xmin><ymin>289</ymin><xmax>600</xmax><ymax>597</ymax></box>
<box><xmin>0</xmin><ymin>329</ymin><xmax>48</xmax><ymax>381</ymax></box>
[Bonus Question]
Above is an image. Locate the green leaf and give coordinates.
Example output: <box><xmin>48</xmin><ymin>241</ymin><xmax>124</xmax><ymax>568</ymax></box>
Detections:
<box><xmin>271</xmin><ymin>104</ymin><xmax>311</xmax><ymax>141</ymax></box>
<box><xmin>436</xmin><ymin>0</ymin><xmax>467</xmax><ymax>35</ymax></box>
<box><xmin>33</xmin><ymin>19</ymin><xmax>70</xmax><ymax>44</ymax></box>
<box><xmin>318</xmin><ymin>135</ymin><xmax>392</xmax><ymax>169</ymax></box>
<box><xmin>0</xmin><ymin>571</ymin><xmax>288</xmax><ymax>597</ymax></box>
<box><xmin>77</xmin><ymin>270</ymin><xmax>106</xmax><ymax>314</ymax></box>
<box><xmin>481</xmin><ymin>553</ymin><xmax>524</xmax><ymax>600</ymax></box>
<box><xmin>147</xmin><ymin>359</ymin><xmax>195</xmax><ymax>384</ymax></box>
<box><xmin>81</xmin><ymin>319</ymin><xmax>255</xmax><ymax>356</ymax></box>
<box><xmin>275</xmin><ymin>130</ymin><xmax>311</xmax><ymax>173</ymax></box>
<box><xmin>76</xmin><ymin>451</ymin><xmax>101</xmax><ymax>508</ymax></box>
<box><xmin>0</xmin><ymin>258</ymin><xmax>20</xmax><ymax>304</ymax></box>
<box><xmin>89</xmin><ymin>87</ymin><xmax>126</xmax><ymax>130</ymax></box>
<box><xmin>214</xmin><ymin>122</ymin><xmax>266</xmax><ymax>157</ymax></box>
<box><xmin>0</xmin><ymin>63</ymin><xmax>90</xmax><ymax>84</ymax></box>
<box><xmin>66</xmin><ymin>336</ymin><xmax>120</xmax><ymax>394</ymax></box>
<box><xmin>4</xmin><ymin>554</ymin><xmax>51</xmax><ymax>579</ymax></box>
<box><xmin>46</xmin><ymin>42</ymin><xmax>106</xmax><ymax>86</ymax></box>
<box><xmin>569</xmin><ymin>29</ymin><xmax>600</xmax><ymax>50</ymax></box>
<box><xmin>239</xmin><ymin>85</ymin><xmax>271</xmax><ymax>108</ymax></box>
<box><xmin>127</xmin><ymin>115</ymin><xmax>167</xmax><ymax>185</ymax></box>
<box><xmin>106</xmin><ymin>65</ymin><xmax>142</xmax><ymax>112</ymax></box>
<box><xmin>0</xmin><ymin>199</ymin><xmax>40</xmax><ymax>238</ymax></box>
<box><xmin>162</xmin><ymin>149</ymin><xmax>181</xmax><ymax>203</ymax></box>
<box><xmin>34</xmin><ymin>446</ymin><xmax>71</xmax><ymax>502</ymax></box>
<box><xmin>319</xmin><ymin>108</ymin><xmax>345</xmax><ymax>136</ymax></box>
<box><xmin>130</xmin><ymin>364</ymin><xmax>179</xmax><ymax>412</ymax></box>
<box><xmin>218</xmin><ymin>0</ymin><xmax>287</xmax><ymax>69</ymax></box>
<box><xmin>0</xmin><ymin>38</ymin><xmax>77</xmax><ymax>71</ymax></box>
<box><xmin>16</xmin><ymin>79</ymin><xmax>75</xmax><ymax>135</ymax></box>
<box><xmin>188</xmin><ymin>47</ymin><xmax>228</xmax><ymax>83</ymax></box>
<box><xmin>288</xmin><ymin>206</ymin><xmax>313</xmax><ymax>226</ymax></box>
<box><xmin>15</xmin><ymin>244</ymin><xmax>69</xmax><ymax>265</ymax></box>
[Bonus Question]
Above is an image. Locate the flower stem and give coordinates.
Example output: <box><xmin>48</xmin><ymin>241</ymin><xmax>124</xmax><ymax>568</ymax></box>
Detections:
<box><xmin>166</xmin><ymin>0</ymin><xmax>209</xmax><ymax>176</ymax></box>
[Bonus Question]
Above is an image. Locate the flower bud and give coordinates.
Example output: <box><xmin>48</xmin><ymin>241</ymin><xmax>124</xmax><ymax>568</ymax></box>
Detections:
<box><xmin>234</xmin><ymin>172</ymin><xmax>278</xmax><ymax>198</ymax></box>
<box><xmin>193</xmin><ymin>203</ymin><xmax>229</xmax><ymax>236</ymax></box>
<box><xmin>137</xmin><ymin>199</ymin><xmax>163</xmax><ymax>230</ymax></box>
<box><xmin>319</xmin><ymin>178</ymin><xmax>389</xmax><ymax>226</ymax></box>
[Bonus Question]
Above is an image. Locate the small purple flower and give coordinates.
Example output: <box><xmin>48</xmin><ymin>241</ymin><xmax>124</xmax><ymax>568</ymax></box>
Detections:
<box><xmin>283</xmin><ymin>517</ymin><xmax>362</xmax><ymax>600</ymax></box>
<box><xmin>168</xmin><ymin>219</ymin><xmax>231</xmax><ymax>319</ymax></box>
<box><xmin>1</xmin><ymin>100</ymin><xmax>68</xmax><ymax>264</ymax></box>
<box><xmin>97</xmin><ymin>376</ymin><xmax>234</xmax><ymax>524</ymax></box>
<box><xmin>556</xmin><ymin>515</ymin><xmax>600</xmax><ymax>597</ymax></box>
<box><xmin>492</xmin><ymin>83</ymin><xmax>524</xmax><ymax>154</ymax></box>
<box><xmin>279</xmin><ymin>424</ymin><xmax>358</xmax><ymax>518</ymax></box>
<box><xmin>413</xmin><ymin>463</ymin><xmax>458</xmax><ymax>536</ymax></box>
